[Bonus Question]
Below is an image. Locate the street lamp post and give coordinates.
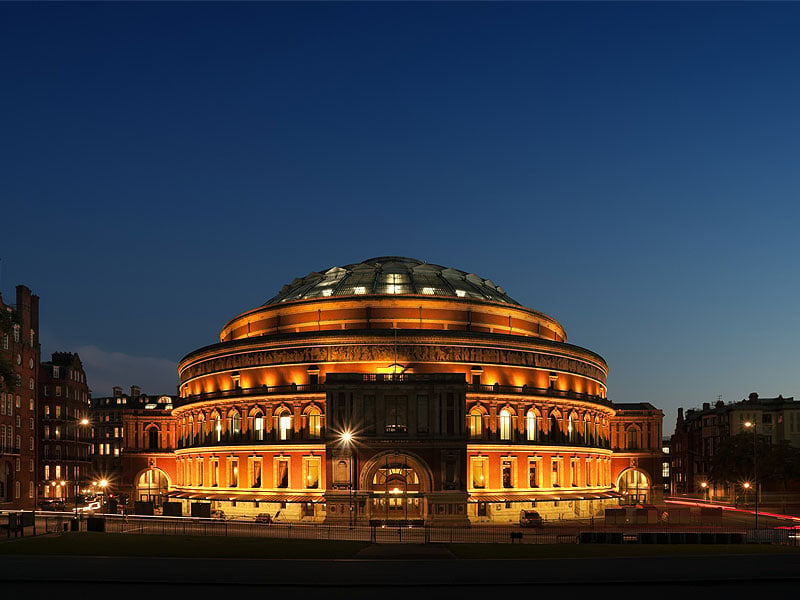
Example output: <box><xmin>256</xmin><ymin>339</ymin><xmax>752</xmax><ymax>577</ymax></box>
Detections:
<box><xmin>99</xmin><ymin>479</ymin><xmax>108</xmax><ymax>514</ymax></box>
<box><xmin>73</xmin><ymin>417</ymin><xmax>89</xmax><ymax>521</ymax></box>
<box><xmin>744</xmin><ymin>421</ymin><xmax>758</xmax><ymax>530</ymax></box>
<box><xmin>341</xmin><ymin>431</ymin><xmax>354</xmax><ymax>528</ymax></box>
<box><xmin>700</xmin><ymin>481</ymin><xmax>708</xmax><ymax>503</ymax></box>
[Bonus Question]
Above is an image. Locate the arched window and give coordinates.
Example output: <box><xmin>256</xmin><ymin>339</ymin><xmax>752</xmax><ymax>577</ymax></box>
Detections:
<box><xmin>251</xmin><ymin>410</ymin><xmax>265</xmax><ymax>441</ymax></box>
<box><xmin>549</xmin><ymin>412</ymin><xmax>561</xmax><ymax>442</ymax></box>
<box><xmin>307</xmin><ymin>406</ymin><xmax>322</xmax><ymax>439</ymax></box>
<box><xmin>278</xmin><ymin>410</ymin><xmax>292</xmax><ymax>441</ymax></box>
<box><xmin>468</xmin><ymin>407</ymin><xmax>483</xmax><ymax>439</ymax></box>
<box><xmin>187</xmin><ymin>417</ymin><xmax>194</xmax><ymax>444</ymax></box>
<box><xmin>499</xmin><ymin>409</ymin><xmax>512</xmax><ymax>441</ymax></box>
<box><xmin>626</xmin><ymin>425</ymin><xmax>640</xmax><ymax>450</ymax></box>
<box><xmin>526</xmin><ymin>409</ymin><xmax>538</xmax><ymax>442</ymax></box>
<box><xmin>568</xmin><ymin>414</ymin><xmax>576</xmax><ymax>443</ymax></box>
<box><xmin>213</xmin><ymin>413</ymin><xmax>222</xmax><ymax>442</ymax></box>
<box><xmin>228</xmin><ymin>410</ymin><xmax>241</xmax><ymax>437</ymax></box>
<box><xmin>147</xmin><ymin>426</ymin><xmax>159</xmax><ymax>450</ymax></box>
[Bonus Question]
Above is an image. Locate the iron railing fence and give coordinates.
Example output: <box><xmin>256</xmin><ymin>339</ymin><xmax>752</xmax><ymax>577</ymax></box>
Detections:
<box><xmin>6</xmin><ymin>512</ymin><xmax>798</xmax><ymax>546</ymax></box>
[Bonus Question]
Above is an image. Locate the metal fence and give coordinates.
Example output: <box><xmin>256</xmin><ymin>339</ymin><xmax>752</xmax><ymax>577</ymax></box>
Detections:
<box><xmin>4</xmin><ymin>512</ymin><xmax>797</xmax><ymax>546</ymax></box>
<box><xmin>97</xmin><ymin>515</ymin><xmax>798</xmax><ymax>546</ymax></box>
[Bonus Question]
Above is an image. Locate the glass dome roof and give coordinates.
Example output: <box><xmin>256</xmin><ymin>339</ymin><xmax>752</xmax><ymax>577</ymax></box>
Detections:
<box><xmin>264</xmin><ymin>257</ymin><xmax>520</xmax><ymax>306</ymax></box>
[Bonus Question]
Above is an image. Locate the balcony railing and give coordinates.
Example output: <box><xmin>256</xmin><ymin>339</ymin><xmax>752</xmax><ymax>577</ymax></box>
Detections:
<box><xmin>179</xmin><ymin>383</ymin><xmax>324</xmax><ymax>405</ymax></box>
<box><xmin>177</xmin><ymin>426</ymin><xmax>327</xmax><ymax>449</ymax></box>
<box><xmin>468</xmin><ymin>430</ymin><xmax>611</xmax><ymax>449</ymax></box>
<box><xmin>469</xmin><ymin>383</ymin><xmax>611</xmax><ymax>406</ymax></box>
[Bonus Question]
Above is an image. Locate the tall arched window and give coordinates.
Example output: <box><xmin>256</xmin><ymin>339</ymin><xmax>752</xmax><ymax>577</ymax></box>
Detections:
<box><xmin>499</xmin><ymin>409</ymin><xmax>512</xmax><ymax>441</ymax></box>
<box><xmin>626</xmin><ymin>425</ymin><xmax>640</xmax><ymax>450</ymax></box>
<box><xmin>213</xmin><ymin>413</ymin><xmax>222</xmax><ymax>442</ymax></box>
<box><xmin>197</xmin><ymin>414</ymin><xmax>205</xmax><ymax>442</ymax></box>
<box><xmin>549</xmin><ymin>412</ymin><xmax>561</xmax><ymax>442</ymax></box>
<box><xmin>228</xmin><ymin>410</ymin><xmax>241</xmax><ymax>438</ymax></box>
<box><xmin>468</xmin><ymin>407</ymin><xmax>483</xmax><ymax>439</ymax></box>
<box><xmin>147</xmin><ymin>426</ymin><xmax>159</xmax><ymax>450</ymax></box>
<box><xmin>307</xmin><ymin>406</ymin><xmax>322</xmax><ymax>439</ymax></box>
<box><xmin>568</xmin><ymin>414</ymin><xmax>576</xmax><ymax>443</ymax></box>
<box><xmin>278</xmin><ymin>410</ymin><xmax>292</xmax><ymax>441</ymax></box>
<box><xmin>526</xmin><ymin>409</ymin><xmax>538</xmax><ymax>442</ymax></box>
<box><xmin>251</xmin><ymin>410</ymin><xmax>264</xmax><ymax>441</ymax></box>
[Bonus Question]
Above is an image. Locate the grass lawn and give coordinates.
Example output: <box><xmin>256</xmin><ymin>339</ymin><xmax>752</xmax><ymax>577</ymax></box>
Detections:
<box><xmin>1</xmin><ymin>532</ymin><xmax>800</xmax><ymax>559</ymax></box>
<box><xmin>0</xmin><ymin>532</ymin><xmax>370</xmax><ymax>559</ymax></box>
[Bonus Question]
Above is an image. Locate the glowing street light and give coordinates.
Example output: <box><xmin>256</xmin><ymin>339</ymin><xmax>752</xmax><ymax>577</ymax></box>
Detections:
<box><xmin>700</xmin><ymin>481</ymin><xmax>709</xmax><ymax>502</ymax></box>
<box><xmin>744</xmin><ymin>421</ymin><xmax>759</xmax><ymax>530</ymax></box>
<box><xmin>340</xmin><ymin>430</ymin><xmax>355</xmax><ymax>528</ymax></box>
<box><xmin>73</xmin><ymin>417</ymin><xmax>90</xmax><ymax>521</ymax></box>
<box><xmin>99</xmin><ymin>479</ymin><xmax>108</xmax><ymax>513</ymax></box>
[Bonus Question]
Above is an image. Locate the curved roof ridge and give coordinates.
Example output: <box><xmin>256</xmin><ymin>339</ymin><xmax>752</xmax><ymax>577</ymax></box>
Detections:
<box><xmin>264</xmin><ymin>257</ymin><xmax>520</xmax><ymax>306</ymax></box>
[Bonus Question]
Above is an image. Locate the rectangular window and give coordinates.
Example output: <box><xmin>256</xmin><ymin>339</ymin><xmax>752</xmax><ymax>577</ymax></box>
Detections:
<box><xmin>276</xmin><ymin>457</ymin><xmax>289</xmax><ymax>488</ymax></box>
<box><xmin>528</xmin><ymin>460</ymin><xmax>538</xmax><ymax>488</ymax></box>
<box><xmin>251</xmin><ymin>457</ymin><xmax>262</xmax><ymax>488</ymax></box>
<box><xmin>211</xmin><ymin>458</ymin><xmax>219</xmax><ymax>486</ymax></box>
<box><xmin>416</xmin><ymin>395</ymin><xmax>429</xmax><ymax>433</ymax></box>
<box><xmin>502</xmin><ymin>458</ymin><xmax>514</xmax><ymax>489</ymax></box>
<box><xmin>385</xmin><ymin>395</ymin><xmax>407</xmax><ymax>433</ymax></box>
<box><xmin>197</xmin><ymin>459</ymin><xmax>204</xmax><ymax>486</ymax></box>
<box><xmin>229</xmin><ymin>458</ymin><xmax>238</xmax><ymax>487</ymax></box>
<box><xmin>304</xmin><ymin>456</ymin><xmax>321</xmax><ymax>489</ymax></box>
<box><xmin>551</xmin><ymin>459</ymin><xmax>561</xmax><ymax>487</ymax></box>
<box><xmin>571</xmin><ymin>458</ymin><xmax>578</xmax><ymax>486</ymax></box>
<box><xmin>471</xmin><ymin>456</ymin><xmax>487</xmax><ymax>489</ymax></box>
<box><xmin>55</xmin><ymin>386</ymin><xmax>61</xmax><ymax>397</ymax></box>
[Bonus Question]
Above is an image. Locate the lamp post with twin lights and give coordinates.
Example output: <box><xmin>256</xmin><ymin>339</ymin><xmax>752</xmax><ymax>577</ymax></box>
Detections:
<box><xmin>743</xmin><ymin>421</ymin><xmax>758</xmax><ymax>529</ymax></box>
<box><xmin>341</xmin><ymin>430</ymin><xmax>355</xmax><ymax>528</ymax></box>
<box><xmin>73</xmin><ymin>417</ymin><xmax>90</xmax><ymax>520</ymax></box>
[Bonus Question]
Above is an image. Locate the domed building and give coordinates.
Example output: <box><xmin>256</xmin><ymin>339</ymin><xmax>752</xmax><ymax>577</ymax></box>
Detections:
<box><xmin>147</xmin><ymin>257</ymin><xmax>663</xmax><ymax>524</ymax></box>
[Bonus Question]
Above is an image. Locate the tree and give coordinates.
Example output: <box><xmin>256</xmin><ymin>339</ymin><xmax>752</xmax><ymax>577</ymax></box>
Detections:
<box><xmin>709</xmin><ymin>432</ymin><xmax>800</xmax><ymax>491</ymax></box>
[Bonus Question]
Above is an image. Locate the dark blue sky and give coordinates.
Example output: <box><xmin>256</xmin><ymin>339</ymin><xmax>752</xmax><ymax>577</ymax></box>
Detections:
<box><xmin>3</xmin><ymin>2</ymin><xmax>800</xmax><ymax>430</ymax></box>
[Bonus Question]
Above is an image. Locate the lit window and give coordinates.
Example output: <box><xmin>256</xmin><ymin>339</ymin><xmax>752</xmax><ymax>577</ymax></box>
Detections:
<box><xmin>422</xmin><ymin>287</ymin><xmax>435</xmax><ymax>295</ymax></box>
<box><xmin>279</xmin><ymin>414</ymin><xmax>292</xmax><ymax>441</ymax></box>
<box><xmin>502</xmin><ymin>458</ymin><xmax>514</xmax><ymax>488</ymax></box>
<box><xmin>468</xmin><ymin>408</ymin><xmax>483</xmax><ymax>439</ymax></box>
<box><xmin>354</xmin><ymin>286</ymin><xmax>366</xmax><ymax>295</ymax></box>
<box><xmin>276</xmin><ymin>457</ymin><xmax>289</xmax><ymax>488</ymax></box>
<box><xmin>229</xmin><ymin>458</ymin><xmax>239</xmax><ymax>487</ymax></box>
<box><xmin>499</xmin><ymin>409</ymin><xmax>512</xmax><ymax>441</ymax></box>
<box><xmin>455</xmin><ymin>289</ymin><xmax>466</xmax><ymax>297</ymax></box>
<box><xmin>304</xmin><ymin>456</ymin><xmax>320</xmax><ymax>489</ymax></box>
<box><xmin>308</xmin><ymin>407</ymin><xmax>322</xmax><ymax>439</ymax></box>
<box><xmin>471</xmin><ymin>456</ymin><xmax>487</xmax><ymax>489</ymax></box>
<box><xmin>526</xmin><ymin>410</ymin><xmax>538</xmax><ymax>441</ymax></box>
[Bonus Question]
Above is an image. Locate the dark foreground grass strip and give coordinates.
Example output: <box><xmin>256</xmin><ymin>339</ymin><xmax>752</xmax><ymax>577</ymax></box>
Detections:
<box><xmin>0</xmin><ymin>532</ymin><xmax>370</xmax><ymax>559</ymax></box>
<box><xmin>2</xmin><ymin>533</ymin><xmax>799</xmax><ymax>560</ymax></box>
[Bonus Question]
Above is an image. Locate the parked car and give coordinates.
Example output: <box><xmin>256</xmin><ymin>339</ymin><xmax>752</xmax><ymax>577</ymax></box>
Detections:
<box><xmin>519</xmin><ymin>509</ymin><xmax>544</xmax><ymax>528</ymax></box>
<box><xmin>211</xmin><ymin>509</ymin><xmax>227</xmax><ymax>520</ymax></box>
<box><xmin>255</xmin><ymin>513</ymin><xmax>272</xmax><ymax>524</ymax></box>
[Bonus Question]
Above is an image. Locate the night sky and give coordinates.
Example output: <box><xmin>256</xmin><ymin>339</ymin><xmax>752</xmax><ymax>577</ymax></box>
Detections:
<box><xmin>3</xmin><ymin>2</ymin><xmax>800</xmax><ymax>432</ymax></box>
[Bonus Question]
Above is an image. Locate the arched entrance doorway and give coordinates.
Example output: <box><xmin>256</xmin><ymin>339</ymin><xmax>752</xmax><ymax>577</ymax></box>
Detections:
<box><xmin>617</xmin><ymin>468</ymin><xmax>650</xmax><ymax>505</ymax></box>
<box><xmin>364</xmin><ymin>452</ymin><xmax>431</xmax><ymax>523</ymax></box>
<box><xmin>136</xmin><ymin>468</ymin><xmax>169</xmax><ymax>506</ymax></box>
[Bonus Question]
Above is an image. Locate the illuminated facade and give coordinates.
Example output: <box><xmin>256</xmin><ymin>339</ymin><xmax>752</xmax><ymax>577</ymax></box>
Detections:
<box><xmin>164</xmin><ymin>257</ymin><xmax>662</xmax><ymax>523</ymax></box>
<box><xmin>39</xmin><ymin>352</ymin><xmax>91</xmax><ymax>508</ymax></box>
